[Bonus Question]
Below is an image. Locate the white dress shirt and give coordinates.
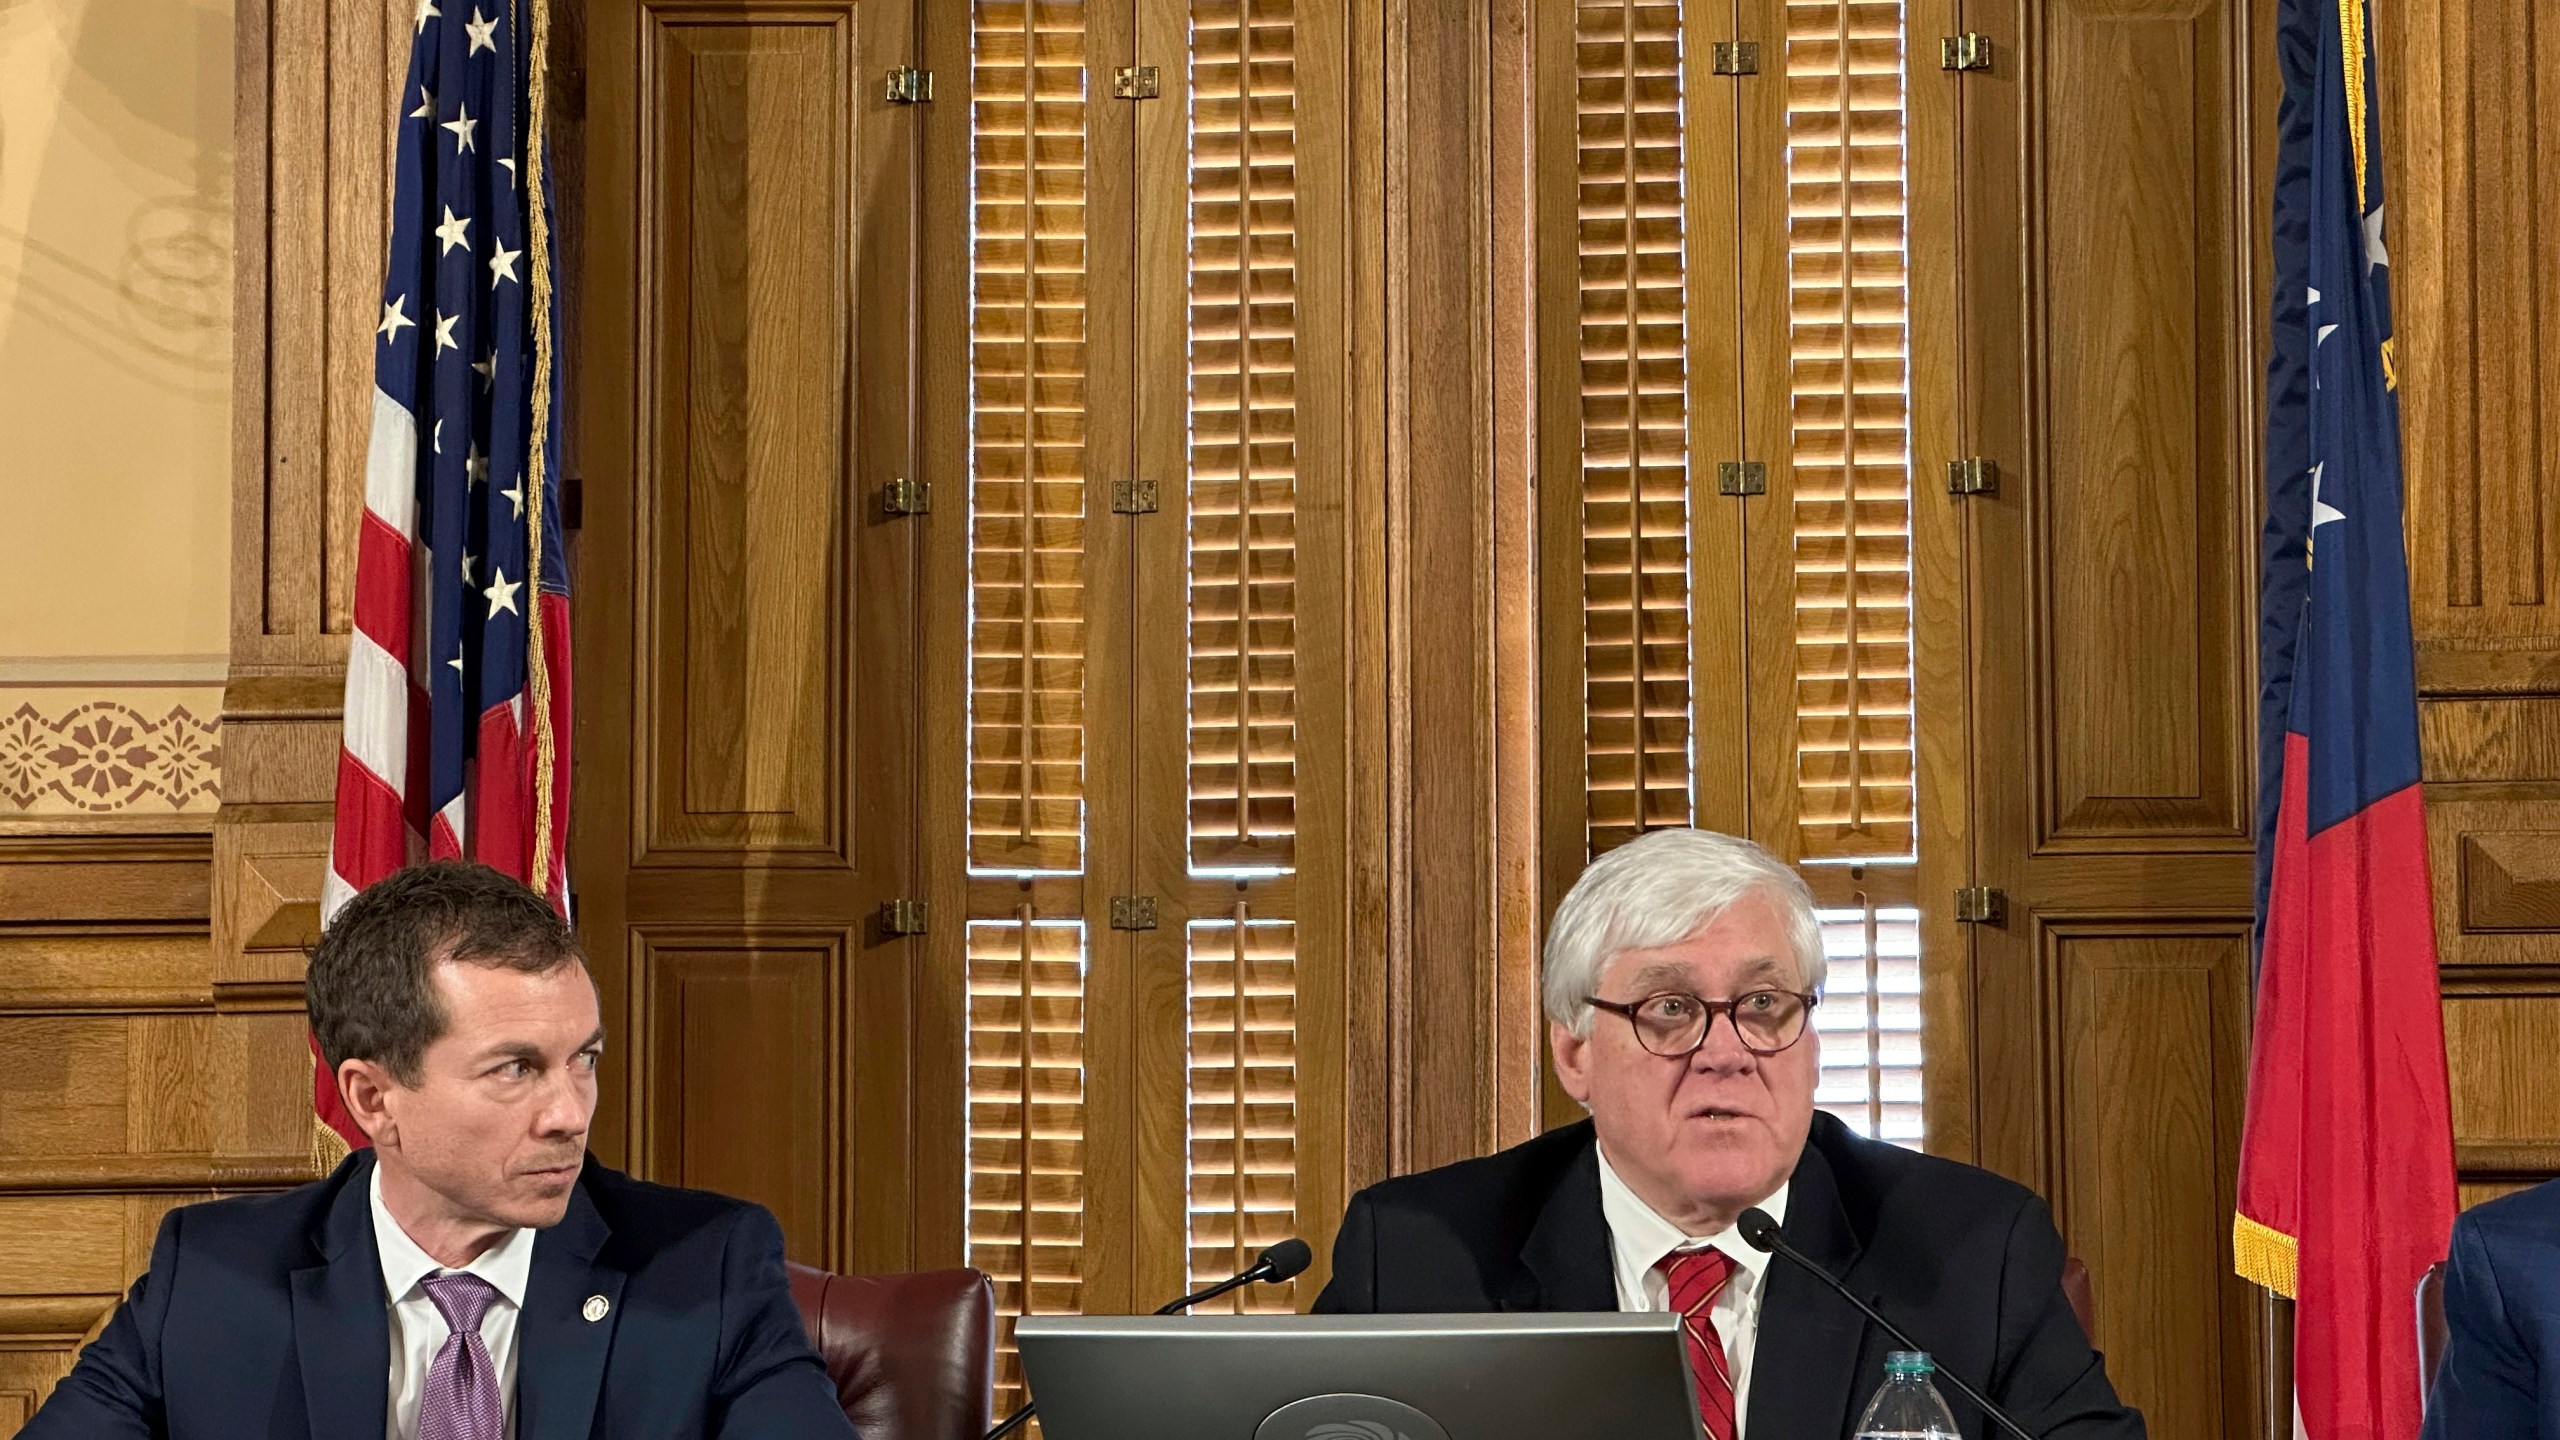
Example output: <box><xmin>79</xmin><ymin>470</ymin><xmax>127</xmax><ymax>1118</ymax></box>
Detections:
<box><xmin>1596</xmin><ymin>1145</ymin><xmax>1791</xmax><ymax>1439</ymax></box>
<box><xmin>371</xmin><ymin>1165</ymin><xmax>536</xmax><ymax>1440</ymax></box>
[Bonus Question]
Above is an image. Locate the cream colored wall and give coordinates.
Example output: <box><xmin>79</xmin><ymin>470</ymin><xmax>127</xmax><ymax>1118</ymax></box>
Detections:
<box><xmin>0</xmin><ymin>0</ymin><xmax>232</xmax><ymax>815</ymax></box>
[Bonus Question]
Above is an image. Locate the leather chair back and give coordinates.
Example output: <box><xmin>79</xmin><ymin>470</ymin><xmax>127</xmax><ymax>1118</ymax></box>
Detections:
<box><xmin>2061</xmin><ymin>1256</ymin><xmax>2095</xmax><ymax>1338</ymax></box>
<box><xmin>2418</xmin><ymin>1261</ymin><xmax>2448</xmax><ymax>1402</ymax></box>
<box><xmin>789</xmin><ymin>1263</ymin><xmax>995</xmax><ymax>1440</ymax></box>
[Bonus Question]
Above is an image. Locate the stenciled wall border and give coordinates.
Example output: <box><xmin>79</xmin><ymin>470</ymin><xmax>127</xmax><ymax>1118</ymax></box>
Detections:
<box><xmin>0</xmin><ymin>658</ymin><xmax>226</xmax><ymax>818</ymax></box>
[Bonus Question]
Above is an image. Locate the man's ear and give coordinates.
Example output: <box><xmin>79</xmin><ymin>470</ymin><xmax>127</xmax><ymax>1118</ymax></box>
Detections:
<box><xmin>1551</xmin><ymin>1021</ymin><xmax>1594</xmax><ymax>1108</ymax></box>
<box><xmin>336</xmin><ymin>1058</ymin><xmax>403</xmax><ymax>1149</ymax></box>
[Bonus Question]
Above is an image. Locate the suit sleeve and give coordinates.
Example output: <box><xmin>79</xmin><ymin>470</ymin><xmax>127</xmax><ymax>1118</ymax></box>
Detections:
<box><xmin>18</xmin><ymin>1205</ymin><xmax>181</xmax><ymax>1440</ymax></box>
<box><xmin>706</xmin><ymin>1204</ymin><xmax>860</xmax><ymax>1440</ymax></box>
<box><xmin>1988</xmin><ymin>1196</ymin><xmax>2147</xmax><ymax>1440</ymax></box>
<box><xmin>1310</xmin><ymin>1190</ymin><xmax>1378</xmax><ymax>1314</ymax></box>
<box><xmin>2419</xmin><ymin>1209</ymin><xmax>2538</xmax><ymax>1440</ymax></box>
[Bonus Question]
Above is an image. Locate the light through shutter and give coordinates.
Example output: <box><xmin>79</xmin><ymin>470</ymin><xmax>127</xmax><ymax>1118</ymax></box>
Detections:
<box><xmin>1784</xmin><ymin>0</ymin><xmax>1916</xmax><ymax>861</ymax></box>
<box><xmin>969</xmin><ymin>0</ymin><xmax>1092</xmax><ymax>877</ymax></box>
<box><xmin>967</xmin><ymin>0</ymin><xmax>1093</xmax><ymax>1419</ymax></box>
<box><xmin>1186</xmin><ymin>0</ymin><xmax>1299</xmax><ymax>877</ymax></box>
<box><xmin>965</xmin><ymin>917</ymin><xmax>1089</xmax><ymax>1404</ymax></box>
<box><xmin>1186</xmin><ymin>916</ymin><xmax>1299</xmax><ymax>1309</ymax></box>
<box><xmin>1575</xmin><ymin>0</ymin><xmax>1695</xmax><ymax>854</ymax></box>
<box><xmin>1184</xmin><ymin>0</ymin><xmax>1306</xmax><ymax>1313</ymax></box>
<box><xmin>1812</xmin><ymin>903</ymin><xmax>1923</xmax><ymax>1145</ymax></box>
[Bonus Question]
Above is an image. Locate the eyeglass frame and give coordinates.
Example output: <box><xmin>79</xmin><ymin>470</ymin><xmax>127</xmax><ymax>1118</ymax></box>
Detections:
<box><xmin>1583</xmin><ymin>988</ymin><xmax>1823</xmax><ymax>1058</ymax></box>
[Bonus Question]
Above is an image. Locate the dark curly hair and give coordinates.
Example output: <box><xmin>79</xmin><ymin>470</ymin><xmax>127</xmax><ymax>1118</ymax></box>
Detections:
<box><xmin>306</xmin><ymin>860</ymin><xmax>584</xmax><ymax>1084</ymax></box>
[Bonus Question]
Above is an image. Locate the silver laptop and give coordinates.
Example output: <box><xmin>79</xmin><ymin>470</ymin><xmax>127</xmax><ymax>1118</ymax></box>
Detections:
<box><xmin>1014</xmin><ymin>1312</ymin><xmax>1700</xmax><ymax>1440</ymax></box>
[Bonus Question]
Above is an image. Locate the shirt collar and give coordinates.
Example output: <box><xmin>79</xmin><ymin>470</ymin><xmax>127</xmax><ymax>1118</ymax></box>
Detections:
<box><xmin>369</xmin><ymin>1161</ymin><xmax>537</xmax><ymax>1311</ymax></box>
<box><xmin>1594</xmin><ymin>1140</ymin><xmax>1789</xmax><ymax>1301</ymax></box>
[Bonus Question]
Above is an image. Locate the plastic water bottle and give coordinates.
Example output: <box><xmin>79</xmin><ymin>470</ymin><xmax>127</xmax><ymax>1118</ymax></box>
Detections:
<box><xmin>1852</xmin><ymin>1350</ymin><xmax>1964</xmax><ymax>1440</ymax></box>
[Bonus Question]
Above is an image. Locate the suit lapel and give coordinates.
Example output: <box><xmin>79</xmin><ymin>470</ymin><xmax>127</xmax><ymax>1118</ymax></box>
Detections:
<box><xmin>292</xmin><ymin>1152</ymin><xmax>393</xmax><ymax>1440</ymax></box>
<box><xmin>1747</xmin><ymin>1139</ymin><xmax>1870</xmax><ymax>1440</ymax></box>
<box><xmin>515</xmin><ymin>1166</ymin><xmax>625</xmax><ymax>1440</ymax></box>
<box><xmin>1507</xmin><ymin>1125</ymin><xmax>1618</xmax><ymax>1313</ymax></box>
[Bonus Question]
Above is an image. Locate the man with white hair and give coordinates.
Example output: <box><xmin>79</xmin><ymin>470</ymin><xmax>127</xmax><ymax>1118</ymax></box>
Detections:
<box><xmin>1314</xmin><ymin>828</ymin><xmax>2144</xmax><ymax>1440</ymax></box>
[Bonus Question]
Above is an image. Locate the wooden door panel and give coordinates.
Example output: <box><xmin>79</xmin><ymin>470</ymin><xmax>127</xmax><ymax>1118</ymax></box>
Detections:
<box><xmin>579</xmin><ymin>0</ymin><xmax>920</xmax><ymax>1272</ymax></box>
<box><xmin>2053</xmin><ymin>922</ymin><xmax>2259</xmax><ymax>1440</ymax></box>
<box><xmin>636</xmin><ymin>8</ymin><xmax>857</xmax><ymax>865</ymax></box>
<box><xmin>634</xmin><ymin>930</ymin><xmax>844</xmax><ymax>1262</ymax></box>
<box><xmin>2025</xmin><ymin>1</ymin><xmax>2252</xmax><ymax>847</ymax></box>
<box><xmin>1958</xmin><ymin>2</ymin><xmax>2273</xmax><ymax>1434</ymax></box>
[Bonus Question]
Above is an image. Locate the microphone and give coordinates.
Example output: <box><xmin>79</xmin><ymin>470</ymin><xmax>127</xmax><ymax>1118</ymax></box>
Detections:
<box><xmin>982</xmin><ymin>1238</ymin><xmax>1314</xmax><ymax>1440</ymax></box>
<box><xmin>1736</xmin><ymin>1208</ymin><xmax>2038</xmax><ymax>1440</ymax></box>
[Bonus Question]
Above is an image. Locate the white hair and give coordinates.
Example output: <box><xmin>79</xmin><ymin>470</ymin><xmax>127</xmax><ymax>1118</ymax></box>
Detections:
<box><xmin>1541</xmin><ymin>828</ymin><xmax>1827</xmax><ymax>1035</ymax></box>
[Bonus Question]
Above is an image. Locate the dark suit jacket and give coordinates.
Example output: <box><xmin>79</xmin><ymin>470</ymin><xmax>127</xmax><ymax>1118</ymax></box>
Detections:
<box><xmin>2421</xmin><ymin>1177</ymin><xmax>2560</xmax><ymax>1439</ymax></box>
<box><xmin>22</xmin><ymin>1151</ymin><xmax>858</xmax><ymax>1440</ymax></box>
<box><xmin>1314</xmin><ymin>1113</ymin><xmax>2143</xmax><ymax>1440</ymax></box>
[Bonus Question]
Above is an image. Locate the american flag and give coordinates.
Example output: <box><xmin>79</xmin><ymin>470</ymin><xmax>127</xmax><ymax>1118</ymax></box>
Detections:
<box><xmin>317</xmin><ymin>0</ymin><xmax>572</xmax><ymax>1149</ymax></box>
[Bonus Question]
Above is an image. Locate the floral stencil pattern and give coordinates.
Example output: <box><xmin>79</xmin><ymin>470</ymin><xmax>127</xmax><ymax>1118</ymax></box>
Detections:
<box><xmin>0</xmin><ymin>701</ymin><xmax>222</xmax><ymax>813</ymax></box>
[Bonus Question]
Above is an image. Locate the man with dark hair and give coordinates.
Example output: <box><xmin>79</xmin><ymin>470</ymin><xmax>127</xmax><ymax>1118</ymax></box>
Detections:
<box><xmin>22</xmin><ymin>860</ymin><xmax>858</xmax><ymax>1440</ymax></box>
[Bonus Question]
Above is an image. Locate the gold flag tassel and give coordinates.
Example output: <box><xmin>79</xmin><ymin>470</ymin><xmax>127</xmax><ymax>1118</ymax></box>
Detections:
<box><xmin>523</xmin><ymin>0</ymin><xmax>560</xmax><ymax>898</ymax></box>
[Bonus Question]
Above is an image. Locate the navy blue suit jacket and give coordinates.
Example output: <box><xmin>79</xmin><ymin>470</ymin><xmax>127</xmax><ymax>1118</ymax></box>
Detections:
<box><xmin>21</xmin><ymin>1151</ymin><xmax>858</xmax><ymax>1440</ymax></box>
<box><xmin>2423</xmin><ymin>1179</ymin><xmax>2560</xmax><ymax>1440</ymax></box>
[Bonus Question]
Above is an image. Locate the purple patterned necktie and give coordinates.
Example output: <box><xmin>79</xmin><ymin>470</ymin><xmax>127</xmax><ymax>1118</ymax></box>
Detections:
<box><xmin>418</xmin><ymin>1271</ymin><xmax>505</xmax><ymax>1440</ymax></box>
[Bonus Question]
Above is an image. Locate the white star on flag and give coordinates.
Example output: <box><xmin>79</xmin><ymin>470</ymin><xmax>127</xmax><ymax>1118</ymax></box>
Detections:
<box><xmin>502</xmin><ymin>481</ymin><xmax>524</xmax><ymax>519</ymax></box>
<box><xmin>465</xmin><ymin>8</ymin><xmax>499</xmax><ymax>53</ymax></box>
<box><xmin>409</xmin><ymin>85</ymin><xmax>434</xmax><ymax>121</ymax></box>
<box><xmin>2363</xmin><ymin>205</ymin><xmax>2389</xmax><ymax>274</ymax></box>
<box><xmin>460</xmin><ymin>551</ymin><xmax>478</xmax><ymax>585</ymax></box>
<box><xmin>414</xmin><ymin>0</ymin><xmax>439</xmax><ymax>32</ymax></box>
<box><xmin>474</xmin><ymin>352</ymin><xmax>497</xmax><ymax>389</ymax></box>
<box><xmin>443</xmin><ymin>103</ymin><xmax>477</xmax><ymax>154</ymax></box>
<box><xmin>378</xmin><ymin>296</ymin><xmax>415</xmax><ymax>342</ymax></box>
<box><xmin>488</xmin><ymin>242</ymin><xmax>521</xmax><ymax>287</ymax></box>
<box><xmin>467</xmin><ymin>443</ymin><xmax>488</xmax><ymax>486</ymax></box>
<box><xmin>433</xmin><ymin>309</ymin><xmax>460</xmax><ymax>355</ymax></box>
<box><xmin>2310</xmin><ymin>462</ymin><xmax>2345</xmax><ymax>532</ymax></box>
<box><xmin>484</xmin><ymin>567</ymin><xmax>523</xmax><ymax>617</ymax></box>
<box><xmin>434</xmin><ymin>205</ymin><xmax>471</xmax><ymax>255</ymax></box>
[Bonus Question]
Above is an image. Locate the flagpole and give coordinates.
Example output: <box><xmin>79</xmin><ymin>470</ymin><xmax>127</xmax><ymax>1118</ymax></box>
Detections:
<box><xmin>523</xmin><ymin>0</ymin><xmax>559</xmax><ymax>899</ymax></box>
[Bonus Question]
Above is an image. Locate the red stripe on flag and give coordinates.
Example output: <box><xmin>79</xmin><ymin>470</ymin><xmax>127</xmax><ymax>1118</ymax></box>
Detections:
<box><xmin>537</xmin><ymin>590</ymin><xmax>573</xmax><ymax>911</ymax></box>
<box><xmin>328</xmin><ymin>752</ymin><xmax>412</xmax><ymax>896</ymax></box>
<box><xmin>2238</xmin><ymin>733</ymin><xmax>2456</xmax><ymax>1440</ymax></box>
<box><xmin>352</xmin><ymin>510</ymin><xmax>416</xmax><ymax>661</ymax></box>
<box><xmin>472</xmin><ymin>702</ymin><xmax>528</xmax><ymax>882</ymax></box>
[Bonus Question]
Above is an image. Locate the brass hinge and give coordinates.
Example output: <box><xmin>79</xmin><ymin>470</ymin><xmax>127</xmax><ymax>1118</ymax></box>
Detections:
<box><xmin>1946</xmin><ymin>457</ymin><xmax>1999</xmax><ymax>496</ymax></box>
<box><xmin>1711</xmin><ymin>41</ymin><xmax>1761</xmax><ymax>76</ymax></box>
<box><xmin>1941</xmin><ymin>33</ymin><xmax>1994</xmax><ymax>72</ymax></box>
<box><xmin>1953</xmin><ymin>887</ymin><xmax>2006</xmax><ymax>925</ymax></box>
<box><xmin>1717</xmin><ymin>460</ymin><xmax>1767</xmax><ymax>497</ymax></box>
<box><xmin>884</xmin><ymin>67</ymin><xmax>933</xmax><ymax>103</ymax></box>
<box><xmin>1113</xmin><ymin>65</ymin><xmax>1161</xmax><ymax>100</ymax></box>
<box><xmin>879</xmin><ymin>479</ymin><xmax>931</xmax><ymax>516</ymax></box>
<box><xmin>1109</xmin><ymin>896</ymin><xmax>1159</xmax><ymax>931</ymax></box>
<box><xmin>877</xmin><ymin>899</ymin><xmax>929</xmax><ymax>937</ymax></box>
<box><xmin>1111</xmin><ymin>479</ymin><xmax>1159</xmax><ymax>515</ymax></box>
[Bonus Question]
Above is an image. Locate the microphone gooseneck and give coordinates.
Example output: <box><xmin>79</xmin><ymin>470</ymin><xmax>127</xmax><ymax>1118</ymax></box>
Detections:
<box><xmin>1734</xmin><ymin>1207</ymin><xmax>2040</xmax><ymax>1440</ymax></box>
<box><xmin>981</xmin><ymin>1238</ymin><xmax>1314</xmax><ymax>1440</ymax></box>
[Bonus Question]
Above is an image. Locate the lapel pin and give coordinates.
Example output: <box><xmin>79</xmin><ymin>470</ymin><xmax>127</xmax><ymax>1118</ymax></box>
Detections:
<box><xmin>583</xmin><ymin>1294</ymin><xmax>610</xmax><ymax>1323</ymax></box>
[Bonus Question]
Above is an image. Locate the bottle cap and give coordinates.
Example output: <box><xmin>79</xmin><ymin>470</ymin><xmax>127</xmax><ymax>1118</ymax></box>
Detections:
<box><xmin>1885</xmin><ymin>1350</ymin><xmax>1935</xmax><ymax>1378</ymax></box>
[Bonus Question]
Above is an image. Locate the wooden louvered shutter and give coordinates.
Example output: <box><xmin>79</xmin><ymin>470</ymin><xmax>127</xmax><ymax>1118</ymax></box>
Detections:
<box><xmin>964</xmin><ymin>0</ymin><xmax>1096</xmax><ymax>1410</ymax></box>
<box><xmin>1173</xmin><ymin>0</ymin><xmax>1324</xmax><ymax>1315</ymax></box>
<box><xmin>1784</xmin><ymin>0</ymin><xmax>1915</xmax><ymax>862</ymax></box>
<box><xmin>1574</xmin><ymin>0</ymin><xmax>1695</xmax><ymax>854</ymax></box>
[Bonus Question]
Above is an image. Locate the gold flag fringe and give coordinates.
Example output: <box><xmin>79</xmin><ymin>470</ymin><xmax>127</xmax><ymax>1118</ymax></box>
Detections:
<box><xmin>523</xmin><ymin>0</ymin><xmax>559</xmax><ymax>894</ymax></box>
<box><xmin>311</xmin><ymin>1113</ymin><xmax>352</xmax><ymax>1177</ymax></box>
<box><xmin>2232</xmin><ymin>1212</ymin><xmax>2299</xmax><ymax>1299</ymax></box>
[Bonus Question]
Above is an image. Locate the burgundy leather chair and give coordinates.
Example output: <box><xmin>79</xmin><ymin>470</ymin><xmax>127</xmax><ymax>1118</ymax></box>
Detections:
<box><xmin>788</xmin><ymin>1264</ymin><xmax>996</xmax><ymax>1440</ymax></box>
<box><xmin>2418</xmin><ymin>1260</ymin><xmax>2448</xmax><ymax>1402</ymax></box>
<box><xmin>2061</xmin><ymin>1256</ymin><xmax>2095</xmax><ymax>1338</ymax></box>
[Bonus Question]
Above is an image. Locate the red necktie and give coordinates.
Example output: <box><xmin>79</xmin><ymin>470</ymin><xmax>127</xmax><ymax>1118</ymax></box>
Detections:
<box><xmin>1662</xmin><ymin>1248</ymin><xmax>1740</xmax><ymax>1440</ymax></box>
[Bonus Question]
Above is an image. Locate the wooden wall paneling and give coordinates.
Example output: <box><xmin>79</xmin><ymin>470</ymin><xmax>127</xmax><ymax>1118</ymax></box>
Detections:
<box><xmin>1384</xmin><ymin>0</ymin><xmax>1543</xmax><ymax>1173</ymax></box>
<box><xmin>1955</xmin><ymin>0</ymin><xmax>2272</xmax><ymax>1432</ymax></box>
<box><xmin>2388</xmin><ymin>0</ymin><xmax>2560</xmax><ymax>1208</ymax></box>
<box><xmin>575</xmin><ymin>0</ymin><xmax>920</xmax><ymax>1271</ymax></box>
<box><xmin>2051</xmin><ymin>919</ymin><xmax>2261</xmax><ymax>1440</ymax></box>
<box><xmin>1902</xmin><ymin>0</ymin><xmax>1973</xmax><ymax>1162</ymax></box>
